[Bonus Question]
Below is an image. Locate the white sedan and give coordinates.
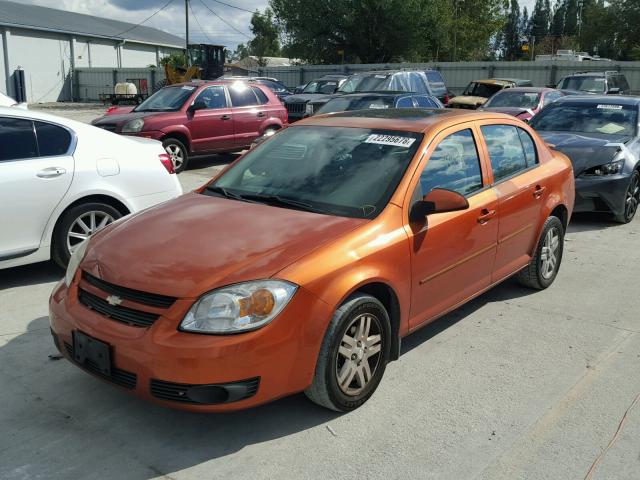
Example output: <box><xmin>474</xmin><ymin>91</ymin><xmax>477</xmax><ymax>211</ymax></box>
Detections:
<box><xmin>0</xmin><ymin>107</ymin><xmax>183</xmax><ymax>269</ymax></box>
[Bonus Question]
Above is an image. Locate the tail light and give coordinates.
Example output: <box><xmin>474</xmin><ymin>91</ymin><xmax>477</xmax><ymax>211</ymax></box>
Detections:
<box><xmin>159</xmin><ymin>153</ymin><xmax>175</xmax><ymax>174</ymax></box>
<box><xmin>106</xmin><ymin>106</ymin><xmax>118</xmax><ymax>114</ymax></box>
<box><xmin>443</xmin><ymin>94</ymin><xmax>450</xmax><ymax>106</ymax></box>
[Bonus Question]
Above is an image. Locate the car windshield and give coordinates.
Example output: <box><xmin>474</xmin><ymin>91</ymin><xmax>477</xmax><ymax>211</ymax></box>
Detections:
<box><xmin>316</xmin><ymin>96</ymin><xmax>396</xmax><ymax>114</ymax></box>
<box><xmin>484</xmin><ymin>91</ymin><xmax>541</xmax><ymax>109</ymax></box>
<box><xmin>205</xmin><ymin>126</ymin><xmax>422</xmax><ymax>218</ymax></box>
<box><xmin>558</xmin><ymin>76</ymin><xmax>606</xmax><ymax>93</ymax></box>
<box><xmin>303</xmin><ymin>80</ymin><xmax>339</xmax><ymax>94</ymax></box>
<box><xmin>463</xmin><ymin>82</ymin><xmax>503</xmax><ymax>98</ymax></box>
<box><xmin>339</xmin><ymin>75</ymin><xmax>391</xmax><ymax>93</ymax></box>
<box><xmin>134</xmin><ymin>86</ymin><xmax>195</xmax><ymax>112</ymax></box>
<box><xmin>530</xmin><ymin>102</ymin><xmax>638</xmax><ymax>136</ymax></box>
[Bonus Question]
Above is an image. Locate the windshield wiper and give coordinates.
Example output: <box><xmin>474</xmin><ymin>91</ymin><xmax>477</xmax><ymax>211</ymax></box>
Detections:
<box><xmin>204</xmin><ymin>185</ymin><xmax>245</xmax><ymax>201</ymax></box>
<box><xmin>239</xmin><ymin>193</ymin><xmax>326</xmax><ymax>214</ymax></box>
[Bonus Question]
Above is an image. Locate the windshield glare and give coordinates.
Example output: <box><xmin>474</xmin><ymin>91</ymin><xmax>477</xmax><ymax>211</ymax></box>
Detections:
<box><xmin>530</xmin><ymin>103</ymin><xmax>638</xmax><ymax>136</ymax></box>
<box><xmin>317</xmin><ymin>97</ymin><xmax>395</xmax><ymax>114</ymax></box>
<box><xmin>464</xmin><ymin>82</ymin><xmax>503</xmax><ymax>98</ymax></box>
<box><xmin>559</xmin><ymin>76</ymin><xmax>606</xmax><ymax>93</ymax></box>
<box><xmin>208</xmin><ymin>126</ymin><xmax>423</xmax><ymax>218</ymax></box>
<box><xmin>339</xmin><ymin>75</ymin><xmax>391</xmax><ymax>93</ymax></box>
<box><xmin>303</xmin><ymin>80</ymin><xmax>338</xmax><ymax>94</ymax></box>
<box><xmin>135</xmin><ymin>86</ymin><xmax>195</xmax><ymax>111</ymax></box>
<box><xmin>484</xmin><ymin>91</ymin><xmax>540</xmax><ymax>109</ymax></box>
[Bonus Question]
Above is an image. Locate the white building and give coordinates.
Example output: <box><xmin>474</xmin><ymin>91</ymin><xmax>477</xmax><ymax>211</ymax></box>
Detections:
<box><xmin>0</xmin><ymin>0</ymin><xmax>184</xmax><ymax>103</ymax></box>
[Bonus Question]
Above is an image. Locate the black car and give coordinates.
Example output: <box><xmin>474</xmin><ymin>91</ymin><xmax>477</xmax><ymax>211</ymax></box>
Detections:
<box><xmin>530</xmin><ymin>95</ymin><xmax>640</xmax><ymax>223</ymax></box>
<box><xmin>315</xmin><ymin>92</ymin><xmax>443</xmax><ymax>115</ymax></box>
<box><xmin>305</xmin><ymin>70</ymin><xmax>443</xmax><ymax>117</ymax></box>
<box><xmin>284</xmin><ymin>75</ymin><xmax>348</xmax><ymax>121</ymax></box>
<box><xmin>556</xmin><ymin>71</ymin><xmax>631</xmax><ymax>95</ymax></box>
<box><xmin>224</xmin><ymin>76</ymin><xmax>292</xmax><ymax>101</ymax></box>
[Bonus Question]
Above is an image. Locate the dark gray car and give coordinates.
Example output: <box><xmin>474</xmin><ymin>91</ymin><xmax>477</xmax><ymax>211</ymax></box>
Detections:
<box><xmin>284</xmin><ymin>75</ymin><xmax>348</xmax><ymax>121</ymax></box>
<box><xmin>530</xmin><ymin>95</ymin><xmax>640</xmax><ymax>223</ymax></box>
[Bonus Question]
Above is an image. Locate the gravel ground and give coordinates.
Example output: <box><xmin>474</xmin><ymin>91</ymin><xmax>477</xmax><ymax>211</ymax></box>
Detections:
<box><xmin>1</xmin><ymin>106</ymin><xmax>639</xmax><ymax>480</ymax></box>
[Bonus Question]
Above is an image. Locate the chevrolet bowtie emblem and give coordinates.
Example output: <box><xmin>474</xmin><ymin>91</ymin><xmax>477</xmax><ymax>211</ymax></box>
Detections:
<box><xmin>106</xmin><ymin>295</ymin><xmax>123</xmax><ymax>306</ymax></box>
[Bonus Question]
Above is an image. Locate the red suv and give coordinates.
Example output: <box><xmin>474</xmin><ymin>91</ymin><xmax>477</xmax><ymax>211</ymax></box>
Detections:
<box><xmin>92</xmin><ymin>81</ymin><xmax>288</xmax><ymax>172</ymax></box>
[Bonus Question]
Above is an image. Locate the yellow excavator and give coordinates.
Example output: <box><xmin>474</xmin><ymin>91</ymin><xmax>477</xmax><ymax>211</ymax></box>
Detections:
<box><xmin>160</xmin><ymin>44</ymin><xmax>226</xmax><ymax>87</ymax></box>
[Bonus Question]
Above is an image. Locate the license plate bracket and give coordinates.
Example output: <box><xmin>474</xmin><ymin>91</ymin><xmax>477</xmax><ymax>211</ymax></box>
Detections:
<box><xmin>73</xmin><ymin>331</ymin><xmax>111</xmax><ymax>376</ymax></box>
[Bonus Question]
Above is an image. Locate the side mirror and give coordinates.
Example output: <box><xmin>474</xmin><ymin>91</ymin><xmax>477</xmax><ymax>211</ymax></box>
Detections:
<box><xmin>188</xmin><ymin>100</ymin><xmax>207</xmax><ymax>112</ymax></box>
<box><xmin>410</xmin><ymin>188</ymin><xmax>469</xmax><ymax>222</ymax></box>
<box><xmin>607</xmin><ymin>87</ymin><xmax>621</xmax><ymax>95</ymax></box>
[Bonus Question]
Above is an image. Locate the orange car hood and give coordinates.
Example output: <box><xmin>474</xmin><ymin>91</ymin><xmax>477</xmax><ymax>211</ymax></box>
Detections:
<box><xmin>82</xmin><ymin>193</ymin><xmax>366</xmax><ymax>298</ymax></box>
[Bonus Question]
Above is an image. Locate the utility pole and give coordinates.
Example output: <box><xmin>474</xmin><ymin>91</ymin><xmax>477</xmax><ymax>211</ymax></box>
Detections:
<box><xmin>185</xmin><ymin>0</ymin><xmax>190</xmax><ymax>65</ymax></box>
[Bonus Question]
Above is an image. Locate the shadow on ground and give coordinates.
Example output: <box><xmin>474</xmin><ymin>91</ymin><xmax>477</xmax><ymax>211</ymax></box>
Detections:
<box><xmin>0</xmin><ymin>261</ymin><xmax>61</xmax><ymax>290</ymax></box>
<box><xmin>185</xmin><ymin>152</ymin><xmax>240</xmax><ymax>172</ymax></box>
<box><xmin>567</xmin><ymin>212</ymin><xmax>620</xmax><ymax>233</ymax></box>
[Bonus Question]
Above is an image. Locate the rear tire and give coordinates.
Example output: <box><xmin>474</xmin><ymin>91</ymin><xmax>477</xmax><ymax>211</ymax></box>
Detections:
<box><xmin>305</xmin><ymin>293</ymin><xmax>391</xmax><ymax>412</ymax></box>
<box><xmin>52</xmin><ymin>202</ymin><xmax>123</xmax><ymax>269</ymax></box>
<box><xmin>162</xmin><ymin>137</ymin><xmax>189</xmax><ymax>173</ymax></box>
<box><xmin>614</xmin><ymin>170</ymin><xmax>639</xmax><ymax>224</ymax></box>
<box><xmin>517</xmin><ymin>215</ymin><xmax>564</xmax><ymax>290</ymax></box>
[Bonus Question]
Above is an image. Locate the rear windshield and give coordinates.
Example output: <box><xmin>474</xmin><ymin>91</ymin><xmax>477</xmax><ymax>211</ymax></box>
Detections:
<box><xmin>317</xmin><ymin>96</ymin><xmax>396</xmax><ymax>114</ymax></box>
<box><xmin>558</xmin><ymin>76</ymin><xmax>606</xmax><ymax>93</ymax></box>
<box><xmin>530</xmin><ymin>102</ymin><xmax>638</xmax><ymax>136</ymax></box>
<box><xmin>303</xmin><ymin>80</ymin><xmax>340</xmax><ymax>94</ymax></box>
<box><xmin>425</xmin><ymin>71</ymin><xmax>447</xmax><ymax>95</ymax></box>
<box><xmin>463</xmin><ymin>82</ymin><xmax>503</xmax><ymax>98</ymax></box>
<box><xmin>208</xmin><ymin>126</ymin><xmax>423</xmax><ymax>218</ymax></box>
<box><xmin>484</xmin><ymin>90</ymin><xmax>541</xmax><ymax>109</ymax></box>
<box><xmin>339</xmin><ymin>75</ymin><xmax>391</xmax><ymax>93</ymax></box>
<box><xmin>135</xmin><ymin>86</ymin><xmax>195</xmax><ymax>112</ymax></box>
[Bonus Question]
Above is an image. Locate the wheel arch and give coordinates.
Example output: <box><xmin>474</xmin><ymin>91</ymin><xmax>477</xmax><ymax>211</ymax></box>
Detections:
<box><xmin>160</xmin><ymin>130</ymin><xmax>191</xmax><ymax>152</ymax></box>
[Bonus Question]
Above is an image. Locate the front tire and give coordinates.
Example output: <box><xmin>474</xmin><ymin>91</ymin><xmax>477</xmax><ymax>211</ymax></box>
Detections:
<box><xmin>614</xmin><ymin>170</ymin><xmax>639</xmax><ymax>224</ymax></box>
<box><xmin>162</xmin><ymin>137</ymin><xmax>189</xmax><ymax>173</ymax></box>
<box><xmin>52</xmin><ymin>202</ymin><xmax>122</xmax><ymax>269</ymax></box>
<box><xmin>305</xmin><ymin>293</ymin><xmax>391</xmax><ymax>412</ymax></box>
<box><xmin>517</xmin><ymin>215</ymin><xmax>564</xmax><ymax>290</ymax></box>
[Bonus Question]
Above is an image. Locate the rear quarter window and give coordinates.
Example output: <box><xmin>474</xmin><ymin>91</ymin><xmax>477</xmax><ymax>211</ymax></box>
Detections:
<box><xmin>425</xmin><ymin>71</ymin><xmax>447</xmax><ymax>95</ymax></box>
<box><xmin>35</xmin><ymin>122</ymin><xmax>72</xmax><ymax>156</ymax></box>
<box><xmin>252</xmin><ymin>87</ymin><xmax>270</xmax><ymax>105</ymax></box>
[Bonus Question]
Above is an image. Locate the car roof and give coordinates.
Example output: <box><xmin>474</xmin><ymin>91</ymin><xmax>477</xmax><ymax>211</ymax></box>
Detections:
<box><xmin>551</xmin><ymin>95</ymin><xmax>640</xmax><ymax>106</ymax></box>
<box><xmin>317</xmin><ymin>74</ymin><xmax>348</xmax><ymax>80</ymax></box>
<box><xmin>300</xmin><ymin>108</ymin><xmax>517</xmax><ymax>133</ymax></box>
<box><xmin>492</xmin><ymin>87</ymin><xmax>550</xmax><ymax>93</ymax></box>
<box><xmin>333</xmin><ymin>92</ymin><xmax>423</xmax><ymax>99</ymax></box>
<box><xmin>473</xmin><ymin>78</ymin><xmax>520</xmax><ymax>86</ymax></box>
<box><xmin>350</xmin><ymin>70</ymin><xmax>424</xmax><ymax>76</ymax></box>
<box><xmin>563</xmin><ymin>71</ymin><xmax>622</xmax><ymax>77</ymax></box>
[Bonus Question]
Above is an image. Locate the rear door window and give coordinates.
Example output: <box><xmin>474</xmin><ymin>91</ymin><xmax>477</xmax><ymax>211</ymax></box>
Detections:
<box><xmin>419</xmin><ymin>129</ymin><xmax>484</xmax><ymax>197</ymax></box>
<box><xmin>481</xmin><ymin>125</ymin><xmax>529</xmax><ymax>182</ymax></box>
<box><xmin>228</xmin><ymin>86</ymin><xmax>259</xmax><ymax>107</ymax></box>
<box><xmin>396</xmin><ymin>97</ymin><xmax>414</xmax><ymax>108</ymax></box>
<box><xmin>252</xmin><ymin>87</ymin><xmax>270</xmax><ymax>105</ymax></box>
<box><xmin>414</xmin><ymin>95</ymin><xmax>439</xmax><ymax>108</ymax></box>
<box><xmin>35</xmin><ymin>122</ymin><xmax>72</xmax><ymax>157</ymax></box>
<box><xmin>0</xmin><ymin>117</ymin><xmax>38</xmax><ymax>161</ymax></box>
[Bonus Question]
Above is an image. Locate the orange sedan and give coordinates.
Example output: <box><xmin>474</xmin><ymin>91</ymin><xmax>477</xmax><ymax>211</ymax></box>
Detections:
<box><xmin>49</xmin><ymin>109</ymin><xmax>575</xmax><ymax>412</ymax></box>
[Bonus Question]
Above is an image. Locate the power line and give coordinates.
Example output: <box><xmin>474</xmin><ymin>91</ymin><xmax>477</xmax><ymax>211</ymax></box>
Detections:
<box><xmin>111</xmin><ymin>0</ymin><xmax>177</xmax><ymax>38</ymax></box>
<box><xmin>198</xmin><ymin>0</ymin><xmax>251</xmax><ymax>39</ymax></box>
<box><xmin>207</xmin><ymin>0</ymin><xmax>255</xmax><ymax>14</ymax></box>
<box><xmin>189</xmin><ymin>1</ymin><xmax>214</xmax><ymax>43</ymax></box>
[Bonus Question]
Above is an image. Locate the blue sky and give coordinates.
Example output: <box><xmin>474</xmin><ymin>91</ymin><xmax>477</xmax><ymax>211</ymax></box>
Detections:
<box><xmin>22</xmin><ymin>0</ymin><xmax>537</xmax><ymax>50</ymax></box>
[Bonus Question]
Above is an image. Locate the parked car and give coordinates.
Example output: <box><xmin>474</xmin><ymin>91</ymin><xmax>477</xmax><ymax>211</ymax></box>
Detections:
<box><xmin>479</xmin><ymin>87</ymin><xmax>566</xmax><ymax>121</ymax></box>
<box><xmin>284</xmin><ymin>75</ymin><xmax>348</xmax><ymax>121</ymax></box>
<box><xmin>51</xmin><ymin>108</ymin><xmax>574</xmax><ymax>412</ymax></box>
<box><xmin>448</xmin><ymin>78</ymin><xmax>533</xmax><ymax>110</ymax></box>
<box><xmin>92</xmin><ymin>80</ymin><xmax>288</xmax><ymax>173</ymax></box>
<box><xmin>555</xmin><ymin>71</ymin><xmax>631</xmax><ymax>95</ymax></box>
<box><xmin>315</xmin><ymin>92</ymin><xmax>443</xmax><ymax>115</ymax></box>
<box><xmin>423</xmin><ymin>69</ymin><xmax>452</xmax><ymax>106</ymax></box>
<box><xmin>305</xmin><ymin>70</ymin><xmax>441</xmax><ymax>116</ymax></box>
<box><xmin>0</xmin><ymin>107</ymin><xmax>182</xmax><ymax>270</ymax></box>
<box><xmin>0</xmin><ymin>92</ymin><xmax>27</xmax><ymax>109</ymax></box>
<box><xmin>530</xmin><ymin>95</ymin><xmax>640</xmax><ymax>223</ymax></box>
<box><xmin>223</xmin><ymin>76</ymin><xmax>292</xmax><ymax>101</ymax></box>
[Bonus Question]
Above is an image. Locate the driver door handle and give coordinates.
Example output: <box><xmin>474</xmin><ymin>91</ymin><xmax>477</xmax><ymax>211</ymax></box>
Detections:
<box><xmin>256</xmin><ymin>112</ymin><xmax>266</xmax><ymax>118</ymax></box>
<box><xmin>533</xmin><ymin>185</ymin><xmax>546</xmax><ymax>199</ymax></box>
<box><xmin>477</xmin><ymin>209</ymin><xmax>497</xmax><ymax>224</ymax></box>
<box><xmin>220</xmin><ymin>114</ymin><xmax>231</xmax><ymax>120</ymax></box>
<box><xmin>37</xmin><ymin>167</ymin><xmax>66</xmax><ymax>178</ymax></box>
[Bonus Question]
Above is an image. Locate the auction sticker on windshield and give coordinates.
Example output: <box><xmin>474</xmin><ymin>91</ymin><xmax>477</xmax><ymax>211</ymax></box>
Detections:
<box><xmin>597</xmin><ymin>104</ymin><xmax>623</xmax><ymax>110</ymax></box>
<box><xmin>365</xmin><ymin>134</ymin><xmax>416</xmax><ymax>147</ymax></box>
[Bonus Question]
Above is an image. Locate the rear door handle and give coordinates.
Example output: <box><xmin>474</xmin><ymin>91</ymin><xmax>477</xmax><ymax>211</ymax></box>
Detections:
<box><xmin>37</xmin><ymin>167</ymin><xmax>66</xmax><ymax>178</ymax></box>
<box><xmin>220</xmin><ymin>114</ymin><xmax>231</xmax><ymax>120</ymax></box>
<box><xmin>477</xmin><ymin>209</ymin><xmax>497</xmax><ymax>224</ymax></box>
<box><xmin>533</xmin><ymin>185</ymin><xmax>546</xmax><ymax>199</ymax></box>
<box><xmin>257</xmin><ymin>112</ymin><xmax>266</xmax><ymax>118</ymax></box>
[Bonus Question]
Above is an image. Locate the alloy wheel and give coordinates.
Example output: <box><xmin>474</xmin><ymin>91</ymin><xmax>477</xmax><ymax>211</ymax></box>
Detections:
<box><xmin>624</xmin><ymin>173</ymin><xmax>639</xmax><ymax>222</ymax></box>
<box><xmin>540</xmin><ymin>227</ymin><xmax>560</xmax><ymax>279</ymax></box>
<box><xmin>67</xmin><ymin>211</ymin><xmax>115</xmax><ymax>253</ymax></box>
<box><xmin>165</xmin><ymin>143</ymin><xmax>184</xmax><ymax>170</ymax></box>
<box><xmin>335</xmin><ymin>313</ymin><xmax>383</xmax><ymax>396</ymax></box>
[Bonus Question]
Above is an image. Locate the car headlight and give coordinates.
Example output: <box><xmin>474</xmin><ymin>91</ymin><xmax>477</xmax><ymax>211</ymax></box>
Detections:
<box><xmin>305</xmin><ymin>103</ymin><xmax>314</xmax><ymax>115</ymax></box>
<box><xmin>122</xmin><ymin>118</ymin><xmax>144</xmax><ymax>133</ymax></box>
<box><xmin>64</xmin><ymin>239</ymin><xmax>90</xmax><ymax>287</ymax></box>
<box><xmin>180</xmin><ymin>280</ymin><xmax>298</xmax><ymax>334</ymax></box>
<box><xmin>583</xmin><ymin>159</ymin><xmax>624</xmax><ymax>176</ymax></box>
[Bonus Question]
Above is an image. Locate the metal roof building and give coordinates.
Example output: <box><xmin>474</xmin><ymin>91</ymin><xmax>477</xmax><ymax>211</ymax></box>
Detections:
<box><xmin>0</xmin><ymin>0</ymin><xmax>185</xmax><ymax>102</ymax></box>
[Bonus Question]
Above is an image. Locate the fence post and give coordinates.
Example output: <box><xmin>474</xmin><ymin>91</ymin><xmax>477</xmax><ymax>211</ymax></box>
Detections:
<box><xmin>112</xmin><ymin>69</ymin><xmax>118</xmax><ymax>90</ymax></box>
<box><xmin>150</xmin><ymin>68</ymin><xmax>156</xmax><ymax>93</ymax></box>
<box><xmin>299</xmin><ymin>66</ymin><xmax>304</xmax><ymax>85</ymax></box>
<box><xmin>549</xmin><ymin>64</ymin><xmax>557</xmax><ymax>86</ymax></box>
<box><xmin>488</xmin><ymin>64</ymin><xmax>495</xmax><ymax>78</ymax></box>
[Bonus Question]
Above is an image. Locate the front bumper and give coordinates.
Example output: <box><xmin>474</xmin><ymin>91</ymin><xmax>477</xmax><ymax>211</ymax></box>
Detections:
<box><xmin>49</xmin><ymin>278</ymin><xmax>332</xmax><ymax>412</ymax></box>
<box><xmin>122</xmin><ymin>130</ymin><xmax>164</xmax><ymax>140</ymax></box>
<box><xmin>574</xmin><ymin>173</ymin><xmax>630</xmax><ymax>215</ymax></box>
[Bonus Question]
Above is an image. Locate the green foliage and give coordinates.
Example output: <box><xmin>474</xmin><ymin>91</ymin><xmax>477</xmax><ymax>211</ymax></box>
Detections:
<box><xmin>159</xmin><ymin>52</ymin><xmax>188</xmax><ymax>67</ymax></box>
<box><xmin>502</xmin><ymin>0</ymin><xmax>522</xmax><ymax>60</ymax></box>
<box><xmin>247</xmin><ymin>8</ymin><xmax>282</xmax><ymax>64</ymax></box>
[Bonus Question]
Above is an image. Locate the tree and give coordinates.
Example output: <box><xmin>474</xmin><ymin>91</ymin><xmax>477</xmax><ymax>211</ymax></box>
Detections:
<box><xmin>501</xmin><ymin>0</ymin><xmax>522</xmax><ymax>60</ymax></box>
<box><xmin>247</xmin><ymin>8</ymin><xmax>281</xmax><ymax>65</ymax></box>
